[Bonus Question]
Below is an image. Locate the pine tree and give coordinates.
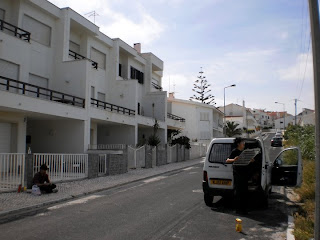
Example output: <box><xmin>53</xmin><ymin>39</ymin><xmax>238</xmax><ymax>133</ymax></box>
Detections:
<box><xmin>190</xmin><ymin>68</ymin><xmax>215</xmax><ymax>105</ymax></box>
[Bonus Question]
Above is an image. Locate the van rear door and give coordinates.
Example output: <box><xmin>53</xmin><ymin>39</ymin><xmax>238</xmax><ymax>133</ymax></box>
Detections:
<box><xmin>271</xmin><ymin>147</ymin><xmax>302</xmax><ymax>187</ymax></box>
<box><xmin>206</xmin><ymin>142</ymin><xmax>234</xmax><ymax>189</ymax></box>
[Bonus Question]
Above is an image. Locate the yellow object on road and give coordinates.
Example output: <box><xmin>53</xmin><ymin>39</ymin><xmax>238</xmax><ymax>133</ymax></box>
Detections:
<box><xmin>236</xmin><ymin>218</ymin><xmax>242</xmax><ymax>232</ymax></box>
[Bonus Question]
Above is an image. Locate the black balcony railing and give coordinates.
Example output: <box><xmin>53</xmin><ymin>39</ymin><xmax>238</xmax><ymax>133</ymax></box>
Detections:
<box><xmin>152</xmin><ymin>82</ymin><xmax>162</xmax><ymax>91</ymax></box>
<box><xmin>167</xmin><ymin>113</ymin><xmax>185</xmax><ymax>122</ymax></box>
<box><xmin>68</xmin><ymin>50</ymin><xmax>98</xmax><ymax>69</ymax></box>
<box><xmin>0</xmin><ymin>19</ymin><xmax>31</xmax><ymax>42</ymax></box>
<box><xmin>0</xmin><ymin>76</ymin><xmax>85</xmax><ymax>108</ymax></box>
<box><xmin>91</xmin><ymin>98</ymin><xmax>135</xmax><ymax>116</ymax></box>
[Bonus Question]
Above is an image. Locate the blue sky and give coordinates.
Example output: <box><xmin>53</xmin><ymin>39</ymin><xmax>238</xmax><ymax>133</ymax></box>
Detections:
<box><xmin>49</xmin><ymin>0</ymin><xmax>314</xmax><ymax>115</ymax></box>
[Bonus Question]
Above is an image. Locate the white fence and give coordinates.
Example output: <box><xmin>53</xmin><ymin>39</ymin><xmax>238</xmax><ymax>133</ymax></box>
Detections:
<box><xmin>190</xmin><ymin>143</ymin><xmax>208</xmax><ymax>159</ymax></box>
<box><xmin>128</xmin><ymin>146</ymin><xmax>146</xmax><ymax>169</ymax></box>
<box><xmin>167</xmin><ymin>145</ymin><xmax>177</xmax><ymax>163</ymax></box>
<box><xmin>89</xmin><ymin>144</ymin><xmax>126</xmax><ymax>150</ymax></box>
<box><xmin>98</xmin><ymin>154</ymin><xmax>107</xmax><ymax>176</ymax></box>
<box><xmin>33</xmin><ymin>154</ymin><xmax>88</xmax><ymax>182</ymax></box>
<box><xmin>0</xmin><ymin>154</ymin><xmax>25</xmax><ymax>191</ymax></box>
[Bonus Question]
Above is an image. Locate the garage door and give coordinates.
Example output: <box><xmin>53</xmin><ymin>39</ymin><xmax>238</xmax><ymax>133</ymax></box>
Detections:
<box><xmin>0</xmin><ymin>122</ymin><xmax>11</xmax><ymax>153</ymax></box>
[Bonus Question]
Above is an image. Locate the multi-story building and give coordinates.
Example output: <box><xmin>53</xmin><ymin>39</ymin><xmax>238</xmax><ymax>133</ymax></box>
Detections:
<box><xmin>251</xmin><ymin>109</ymin><xmax>272</xmax><ymax>128</ymax></box>
<box><xmin>167</xmin><ymin>93</ymin><xmax>223</xmax><ymax>144</ymax></box>
<box><xmin>0</xmin><ymin>0</ymin><xmax>181</xmax><ymax>154</ymax></box>
<box><xmin>218</xmin><ymin>102</ymin><xmax>260</xmax><ymax>137</ymax></box>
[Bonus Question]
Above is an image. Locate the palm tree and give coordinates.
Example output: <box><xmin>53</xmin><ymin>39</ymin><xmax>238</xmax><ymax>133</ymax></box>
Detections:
<box><xmin>226</xmin><ymin>121</ymin><xmax>242</xmax><ymax>137</ymax></box>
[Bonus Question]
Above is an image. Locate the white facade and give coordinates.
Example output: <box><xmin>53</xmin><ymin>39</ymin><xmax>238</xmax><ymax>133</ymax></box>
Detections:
<box><xmin>218</xmin><ymin>103</ymin><xmax>260</xmax><ymax>137</ymax></box>
<box><xmin>167</xmin><ymin>94</ymin><xmax>224</xmax><ymax>144</ymax></box>
<box><xmin>251</xmin><ymin>109</ymin><xmax>272</xmax><ymax>128</ymax></box>
<box><xmin>0</xmin><ymin>0</ymin><xmax>171</xmax><ymax>153</ymax></box>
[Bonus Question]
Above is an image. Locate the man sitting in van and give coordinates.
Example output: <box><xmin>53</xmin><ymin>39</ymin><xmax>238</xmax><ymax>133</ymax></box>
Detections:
<box><xmin>33</xmin><ymin>164</ymin><xmax>58</xmax><ymax>193</ymax></box>
<box><xmin>226</xmin><ymin>138</ymin><xmax>254</xmax><ymax>215</ymax></box>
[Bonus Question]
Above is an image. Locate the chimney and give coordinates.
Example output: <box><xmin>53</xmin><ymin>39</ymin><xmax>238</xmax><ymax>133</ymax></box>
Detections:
<box><xmin>168</xmin><ymin>92</ymin><xmax>175</xmax><ymax>99</ymax></box>
<box><xmin>134</xmin><ymin>43</ymin><xmax>141</xmax><ymax>53</ymax></box>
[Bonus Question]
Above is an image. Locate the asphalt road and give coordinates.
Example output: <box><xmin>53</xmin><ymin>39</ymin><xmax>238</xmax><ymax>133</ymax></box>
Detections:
<box><xmin>0</xmin><ymin>133</ymin><xmax>290</xmax><ymax>240</ymax></box>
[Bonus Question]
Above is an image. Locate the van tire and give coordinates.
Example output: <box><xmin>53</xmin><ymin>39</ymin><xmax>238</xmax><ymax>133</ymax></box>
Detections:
<box><xmin>204</xmin><ymin>194</ymin><xmax>213</xmax><ymax>207</ymax></box>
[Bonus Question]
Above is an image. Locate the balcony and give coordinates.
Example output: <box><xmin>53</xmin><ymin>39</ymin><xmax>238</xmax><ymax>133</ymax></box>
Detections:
<box><xmin>152</xmin><ymin>82</ymin><xmax>163</xmax><ymax>91</ymax></box>
<box><xmin>91</xmin><ymin>98</ymin><xmax>135</xmax><ymax>116</ymax></box>
<box><xmin>68</xmin><ymin>50</ymin><xmax>98</xmax><ymax>69</ymax></box>
<box><xmin>167</xmin><ymin>113</ymin><xmax>185</xmax><ymax>122</ymax></box>
<box><xmin>0</xmin><ymin>76</ymin><xmax>85</xmax><ymax>108</ymax></box>
<box><xmin>0</xmin><ymin>19</ymin><xmax>31</xmax><ymax>42</ymax></box>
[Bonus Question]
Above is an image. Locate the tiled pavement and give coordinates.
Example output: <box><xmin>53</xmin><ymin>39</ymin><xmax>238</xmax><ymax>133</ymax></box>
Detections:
<box><xmin>0</xmin><ymin>158</ymin><xmax>204</xmax><ymax>215</ymax></box>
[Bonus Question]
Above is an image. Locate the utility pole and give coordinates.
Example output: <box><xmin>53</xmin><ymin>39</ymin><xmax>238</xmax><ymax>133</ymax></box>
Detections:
<box><xmin>308</xmin><ymin>0</ymin><xmax>320</xmax><ymax>239</ymax></box>
<box><xmin>295</xmin><ymin>98</ymin><xmax>298</xmax><ymax>125</ymax></box>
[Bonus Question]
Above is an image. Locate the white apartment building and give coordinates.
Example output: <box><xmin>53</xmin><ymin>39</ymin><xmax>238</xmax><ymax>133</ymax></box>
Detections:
<box><xmin>0</xmin><ymin>0</ymin><xmax>179</xmax><ymax>154</ymax></box>
<box><xmin>167</xmin><ymin>93</ymin><xmax>224</xmax><ymax>144</ymax></box>
<box><xmin>218</xmin><ymin>103</ymin><xmax>260</xmax><ymax>137</ymax></box>
<box><xmin>251</xmin><ymin>109</ymin><xmax>272</xmax><ymax>128</ymax></box>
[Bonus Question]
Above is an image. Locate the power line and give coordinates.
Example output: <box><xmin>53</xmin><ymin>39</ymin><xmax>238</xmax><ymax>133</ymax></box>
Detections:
<box><xmin>298</xmin><ymin>36</ymin><xmax>311</xmax><ymax>100</ymax></box>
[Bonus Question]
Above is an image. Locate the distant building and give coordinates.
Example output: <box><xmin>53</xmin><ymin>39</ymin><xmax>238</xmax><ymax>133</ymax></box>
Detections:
<box><xmin>218</xmin><ymin>102</ymin><xmax>260</xmax><ymax>137</ymax></box>
<box><xmin>168</xmin><ymin>93</ymin><xmax>224</xmax><ymax>144</ymax></box>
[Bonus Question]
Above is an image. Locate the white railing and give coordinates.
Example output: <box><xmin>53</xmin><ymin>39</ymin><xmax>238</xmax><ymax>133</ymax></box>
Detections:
<box><xmin>128</xmin><ymin>146</ymin><xmax>146</xmax><ymax>169</ymax></box>
<box><xmin>88</xmin><ymin>144</ymin><xmax>126</xmax><ymax>150</ymax></box>
<box><xmin>98</xmin><ymin>154</ymin><xmax>107</xmax><ymax>176</ymax></box>
<box><xmin>33</xmin><ymin>154</ymin><xmax>88</xmax><ymax>182</ymax></box>
<box><xmin>0</xmin><ymin>153</ymin><xmax>25</xmax><ymax>191</ymax></box>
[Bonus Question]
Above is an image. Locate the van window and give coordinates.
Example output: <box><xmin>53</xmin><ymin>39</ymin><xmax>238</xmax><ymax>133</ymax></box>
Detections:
<box><xmin>209</xmin><ymin>143</ymin><xmax>233</xmax><ymax>164</ymax></box>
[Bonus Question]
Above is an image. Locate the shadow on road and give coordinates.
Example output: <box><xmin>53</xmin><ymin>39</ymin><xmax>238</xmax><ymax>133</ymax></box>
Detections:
<box><xmin>210</xmin><ymin>189</ymin><xmax>295</xmax><ymax>230</ymax></box>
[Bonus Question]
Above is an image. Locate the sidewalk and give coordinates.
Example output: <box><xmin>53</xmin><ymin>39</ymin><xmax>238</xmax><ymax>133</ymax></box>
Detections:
<box><xmin>0</xmin><ymin>158</ymin><xmax>204</xmax><ymax>216</ymax></box>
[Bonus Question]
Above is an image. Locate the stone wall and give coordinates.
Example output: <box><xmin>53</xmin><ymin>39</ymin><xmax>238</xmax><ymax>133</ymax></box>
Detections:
<box><xmin>88</xmin><ymin>154</ymin><xmax>99</xmax><ymax>179</ymax></box>
<box><xmin>145</xmin><ymin>145</ymin><xmax>153</xmax><ymax>169</ymax></box>
<box><xmin>107</xmin><ymin>154</ymin><xmax>128</xmax><ymax>175</ymax></box>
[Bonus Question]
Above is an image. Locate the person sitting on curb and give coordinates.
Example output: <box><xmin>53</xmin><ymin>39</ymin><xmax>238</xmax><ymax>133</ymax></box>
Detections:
<box><xmin>33</xmin><ymin>164</ymin><xmax>58</xmax><ymax>193</ymax></box>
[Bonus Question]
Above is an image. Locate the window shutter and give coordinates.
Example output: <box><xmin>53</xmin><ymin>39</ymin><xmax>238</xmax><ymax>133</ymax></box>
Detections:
<box><xmin>90</xmin><ymin>48</ymin><xmax>106</xmax><ymax>70</ymax></box>
<box><xmin>22</xmin><ymin>15</ymin><xmax>51</xmax><ymax>46</ymax></box>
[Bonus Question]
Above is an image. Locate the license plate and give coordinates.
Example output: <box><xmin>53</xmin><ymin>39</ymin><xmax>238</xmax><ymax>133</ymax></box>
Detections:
<box><xmin>211</xmin><ymin>179</ymin><xmax>232</xmax><ymax>185</ymax></box>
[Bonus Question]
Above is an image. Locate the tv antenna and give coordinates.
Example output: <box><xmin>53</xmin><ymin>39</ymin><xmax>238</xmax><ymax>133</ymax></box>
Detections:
<box><xmin>85</xmin><ymin>11</ymin><xmax>99</xmax><ymax>24</ymax></box>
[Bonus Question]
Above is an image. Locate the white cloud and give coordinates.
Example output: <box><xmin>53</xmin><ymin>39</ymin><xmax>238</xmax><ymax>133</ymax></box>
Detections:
<box><xmin>48</xmin><ymin>0</ymin><xmax>165</xmax><ymax>46</ymax></box>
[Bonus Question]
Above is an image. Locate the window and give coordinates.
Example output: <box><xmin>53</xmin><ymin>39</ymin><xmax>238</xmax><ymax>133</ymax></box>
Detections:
<box><xmin>200</xmin><ymin>112</ymin><xmax>209</xmax><ymax>121</ymax></box>
<box><xmin>69</xmin><ymin>41</ymin><xmax>80</xmax><ymax>53</ymax></box>
<box><xmin>137</xmin><ymin>103</ymin><xmax>140</xmax><ymax>115</ymax></box>
<box><xmin>22</xmin><ymin>15</ymin><xmax>51</xmax><ymax>46</ymax></box>
<box><xmin>28</xmin><ymin>73</ymin><xmax>49</xmax><ymax>99</ymax></box>
<box><xmin>0</xmin><ymin>8</ymin><xmax>5</xmax><ymax>20</ymax></box>
<box><xmin>130</xmin><ymin>66</ymin><xmax>144</xmax><ymax>84</ymax></box>
<box><xmin>209</xmin><ymin>143</ymin><xmax>233</xmax><ymax>163</ymax></box>
<box><xmin>0</xmin><ymin>59</ymin><xmax>19</xmax><ymax>93</ymax></box>
<box><xmin>119</xmin><ymin>64</ymin><xmax>122</xmax><ymax>77</ymax></box>
<box><xmin>97</xmin><ymin>92</ymin><xmax>105</xmax><ymax>102</ymax></box>
<box><xmin>200</xmin><ymin>131</ymin><xmax>211</xmax><ymax>140</ymax></box>
<box><xmin>90</xmin><ymin>48</ymin><xmax>106</xmax><ymax>70</ymax></box>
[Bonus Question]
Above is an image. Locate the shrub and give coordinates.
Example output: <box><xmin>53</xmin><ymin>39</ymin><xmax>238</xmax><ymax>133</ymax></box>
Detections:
<box><xmin>171</xmin><ymin>136</ymin><xmax>191</xmax><ymax>149</ymax></box>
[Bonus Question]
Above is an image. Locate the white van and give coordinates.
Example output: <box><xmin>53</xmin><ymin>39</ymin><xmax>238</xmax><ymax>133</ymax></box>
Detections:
<box><xmin>202</xmin><ymin>137</ymin><xmax>302</xmax><ymax>207</ymax></box>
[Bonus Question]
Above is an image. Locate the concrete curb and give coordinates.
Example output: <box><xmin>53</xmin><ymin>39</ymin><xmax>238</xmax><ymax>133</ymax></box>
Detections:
<box><xmin>284</xmin><ymin>187</ymin><xmax>297</xmax><ymax>240</ymax></box>
<box><xmin>0</xmin><ymin>159</ymin><xmax>204</xmax><ymax>220</ymax></box>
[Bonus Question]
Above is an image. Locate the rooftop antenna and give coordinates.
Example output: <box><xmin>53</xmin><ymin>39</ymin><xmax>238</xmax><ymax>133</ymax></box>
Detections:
<box><xmin>85</xmin><ymin>11</ymin><xmax>99</xmax><ymax>24</ymax></box>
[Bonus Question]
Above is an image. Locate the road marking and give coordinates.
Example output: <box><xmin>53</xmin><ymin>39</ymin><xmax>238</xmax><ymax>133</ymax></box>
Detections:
<box><xmin>143</xmin><ymin>176</ymin><xmax>167</xmax><ymax>183</ymax></box>
<box><xmin>48</xmin><ymin>195</ymin><xmax>102</xmax><ymax>210</ymax></box>
<box><xmin>192</xmin><ymin>189</ymin><xmax>202</xmax><ymax>193</ymax></box>
<box><xmin>183</xmin><ymin>167</ymin><xmax>196</xmax><ymax>171</ymax></box>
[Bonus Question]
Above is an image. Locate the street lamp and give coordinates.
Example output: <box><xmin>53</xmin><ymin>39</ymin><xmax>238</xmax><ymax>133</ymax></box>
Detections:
<box><xmin>224</xmin><ymin>84</ymin><xmax>236</xmax><ymax>137</ymax></box>
<box><xmin>275</xmin><ymin>101</ymin><xmax>286</xmax><ymax>130</ymax></box>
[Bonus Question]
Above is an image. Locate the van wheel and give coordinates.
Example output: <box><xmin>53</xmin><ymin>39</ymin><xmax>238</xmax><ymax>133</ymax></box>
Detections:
<box><xmin>204</xmin><ymin>194</ymin><xmax>213</xmax><ymax>207</ymax></box>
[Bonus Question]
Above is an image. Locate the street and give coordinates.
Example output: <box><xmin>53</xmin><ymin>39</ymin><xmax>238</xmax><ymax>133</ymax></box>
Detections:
<box><xmin>0</xmin><ymin>133</ymin><xmax>288</xmax><ymax>240</ymax></box>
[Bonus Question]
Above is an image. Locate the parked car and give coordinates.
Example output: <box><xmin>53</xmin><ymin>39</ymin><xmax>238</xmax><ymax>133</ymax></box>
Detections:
<box><xmin>202</xmin><ymin>137</ymin><xmax>302</xmax><ymax>208</ymax></box>
<box><xmin>271</xmin><ymin>137</ymin><xmax>283</xmax><ymax>147</ymax></box>
<box><xmin>275</xmin><ymin>132</ymin><xmax>282</xmax><ymax>137</ymax></box>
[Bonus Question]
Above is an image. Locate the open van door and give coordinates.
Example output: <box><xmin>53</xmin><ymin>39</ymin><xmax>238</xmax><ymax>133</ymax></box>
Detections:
<box><xmin>271</xmin><ymin>147</ymin><xmax>302</xmax><ymax>187</ymax></box>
